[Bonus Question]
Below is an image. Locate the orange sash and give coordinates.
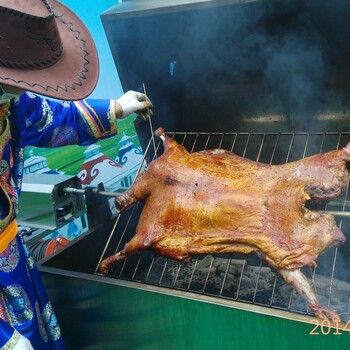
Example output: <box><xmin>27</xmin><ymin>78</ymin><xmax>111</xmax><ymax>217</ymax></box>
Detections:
<box><xmin>0</xmin><ymin>220</ymin><xmax>18</xmax><ymax>253</ymax></box>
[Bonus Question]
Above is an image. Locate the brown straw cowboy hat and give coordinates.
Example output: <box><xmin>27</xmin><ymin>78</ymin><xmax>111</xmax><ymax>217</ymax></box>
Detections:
<box><xmin>0</xmin><ymin>0</ymin><xmax>99</xmax><ymax>100</ymax></box>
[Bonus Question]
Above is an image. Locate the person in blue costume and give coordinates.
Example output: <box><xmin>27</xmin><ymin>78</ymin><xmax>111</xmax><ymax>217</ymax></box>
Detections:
<box><xmin>0</xmin><ymin>0</ymin><xmax>153</xmax><ymax>349</ymax></box>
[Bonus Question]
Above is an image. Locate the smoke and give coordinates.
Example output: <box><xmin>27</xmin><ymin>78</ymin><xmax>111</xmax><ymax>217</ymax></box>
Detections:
<box><xmin>108</xmin><ymin>0</ymin><xmax>350</xmax><ymax>131</ymax></box>
<box><xmin>164</xmin><ymin>0</ymin><xmax>349</xmax><ymax>130</ymax></box>
<box><xmin>263</xmin><ymin>31</ymin><xmax>327</xmax><ymax>114</ymax></box>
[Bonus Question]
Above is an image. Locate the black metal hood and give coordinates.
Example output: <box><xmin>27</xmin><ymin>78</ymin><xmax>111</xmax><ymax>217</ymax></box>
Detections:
<box><xmin>101</xmin><ymin>0</ymin><xmax>350</xmax><ymax>133</ymax></box>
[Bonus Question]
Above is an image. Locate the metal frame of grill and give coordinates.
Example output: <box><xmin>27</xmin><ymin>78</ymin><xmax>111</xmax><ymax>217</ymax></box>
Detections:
<box><xmin>96</xmin><ymin>130</ymin><xmax>350</xmax><ymax>323</ymax></box>
<box><xmin>34</xmin><ymin>1</ymin><xmax>350</xmax><ymax>346</ymax></box>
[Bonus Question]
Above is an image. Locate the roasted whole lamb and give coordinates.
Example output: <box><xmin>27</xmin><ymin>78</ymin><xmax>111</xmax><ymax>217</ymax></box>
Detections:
<box><xmin>100</xmin><ymin>128</ymin><xmax>350</xmax><ymax>321</ymax></box>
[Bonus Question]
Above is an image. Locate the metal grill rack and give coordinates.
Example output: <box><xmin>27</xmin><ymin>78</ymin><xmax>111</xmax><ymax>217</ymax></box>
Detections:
<box><xmin>97</xmin><ymin>130</ymin><xmax>350</xmax><ymax>322</ymax></box>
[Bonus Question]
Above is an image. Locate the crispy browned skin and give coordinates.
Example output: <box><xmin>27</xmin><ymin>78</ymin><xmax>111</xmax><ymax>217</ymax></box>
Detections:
<box><xmin>100</xmin><ymin>128</ymin><xmax>350</xmax><ymax>320</ymax></box>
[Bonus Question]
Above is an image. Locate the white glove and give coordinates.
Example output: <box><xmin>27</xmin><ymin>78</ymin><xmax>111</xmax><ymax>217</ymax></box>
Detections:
<box><xmin>115</xmin><ymin>90</ymin><xmax>153</xmax><ymax>120</ymax></box>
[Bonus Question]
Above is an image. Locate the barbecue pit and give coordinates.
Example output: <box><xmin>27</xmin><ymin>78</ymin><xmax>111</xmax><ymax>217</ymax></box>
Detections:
<box><xmin>38</xmin><ymin>0</ymin><xmax>350</xmax><ymax>348</ymax></box>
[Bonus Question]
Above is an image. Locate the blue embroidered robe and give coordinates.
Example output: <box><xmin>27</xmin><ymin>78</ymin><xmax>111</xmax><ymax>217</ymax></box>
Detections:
<box><xmin>0</xmin><ymin>92</ymin><xmax>119</xmax><ymax>349</ymax></box>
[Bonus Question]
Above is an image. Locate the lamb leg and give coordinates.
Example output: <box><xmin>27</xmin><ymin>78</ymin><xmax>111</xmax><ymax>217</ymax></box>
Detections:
<box><xmin>279</xmin><ymin>269</ymin><xmax>340</xmax><ymax>322</ymax></box>
<box><xmin>115</xmin><ymin>170</ymin><xmax>153</xmax><ymax>213</ymax></box>
<box><xmin>99</xmin><ymin>242</ymin><xmax>139</xmax><ymax>275</ymax></box>
<box><xmin>99</xmin><ymin>254</ymin><xmax>122</xmax><ymax>275</ymax></box>
<box><xmin>99</xmin><ymin>230</ymin><xmax>157</xmax><ymax>275</ymax></box>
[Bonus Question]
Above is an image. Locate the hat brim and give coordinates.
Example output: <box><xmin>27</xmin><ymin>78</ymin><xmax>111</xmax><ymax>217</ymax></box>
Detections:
<box><xmin>0</xmin><ymin>0</ymin><xmax>99</xmax><ymax>101</ymax></box>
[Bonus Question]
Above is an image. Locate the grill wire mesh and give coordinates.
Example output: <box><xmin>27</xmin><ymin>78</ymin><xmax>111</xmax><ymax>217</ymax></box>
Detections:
<box><xmin>97</xmin><ymin>131</ymin><xmax>350</xmax><ymax>322</ymax></box>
